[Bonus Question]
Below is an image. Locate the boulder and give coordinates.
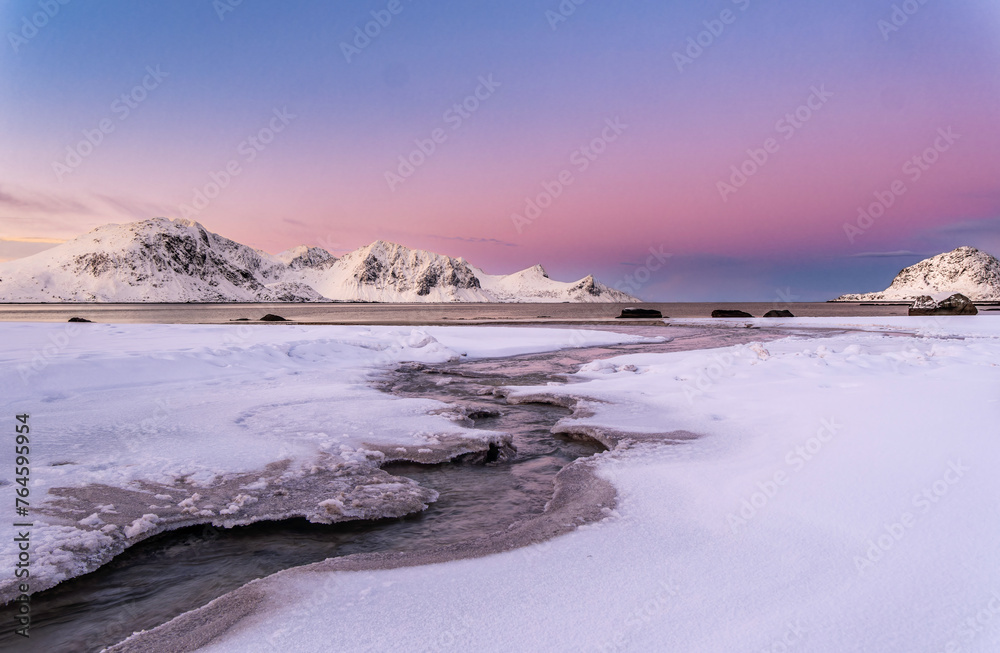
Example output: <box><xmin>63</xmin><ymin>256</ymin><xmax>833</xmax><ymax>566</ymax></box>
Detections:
<box><xmin>908</xmin><ymin>293</ymin><xmax>978</xmax><ymax>316</ymax></box>
<box><xmin>617</xmin><ymin>307</ymin><xmax>663</xmax><ymax>319</ymax></box>
<box><xmin>711</xmin><ymin>309</ymin><xmax>753</xmax><ymax>318</ymax></box>
<box><xmin>763</xmin><ymin>309</ymin><xmax>794</xmax><ymax>318</ymax></box>
<box><xmin>67</xmin><ymin>317</ymin><xmax>92</xmax><ymax>323</ymax></box>
<box><xmin>259</xmin><ymin>314</ymin><xmax>289</xmax><ymax>322</ymax></box>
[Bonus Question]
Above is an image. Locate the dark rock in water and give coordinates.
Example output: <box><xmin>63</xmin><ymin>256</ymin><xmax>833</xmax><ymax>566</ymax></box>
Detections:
<box><xmin>233</xmin><ymin>318</ymin><xmax>250</xmax><ymax>321</ymax></box>
<box><xmin>908</xmin><ymin>293</ymin><xmax>978</xmax><ymax>316</ymax></box>
<box><xmin>617</xmin><ymin>307</ymin><xmax>663</xmax><ymax>319</ymax></box>
<box><xmin>763</xmin><ymin>309</ymin><xmax>794</xmax><ymax>318</ymax></box>
<box><xmin>68</xmin><ymin>317</ymin><xmax>92</xmax><ymax>323</ymax></box>
<box><xmin>454</xmin><ymin>441</ymin><xmax>517</xmax><ymax>465</ymax></box>
<box><xmin>259</xmin><ymin>314</ymin><xmax>288</xmax><ymax>322</ymax></box>
<box><xmin>712</xmin><ymin>309</ymin><xmax>753</xmax><ymax>318</ymax></box>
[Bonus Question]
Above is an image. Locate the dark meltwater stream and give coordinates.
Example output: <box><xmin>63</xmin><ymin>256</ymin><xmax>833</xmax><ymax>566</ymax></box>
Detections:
<box><xmin>1</xmin><ymin>325</ymin><xmax>807</xmax><ymax>652</ymax></box>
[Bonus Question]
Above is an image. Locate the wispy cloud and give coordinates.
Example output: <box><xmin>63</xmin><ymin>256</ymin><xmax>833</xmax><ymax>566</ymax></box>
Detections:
<box><xmin>0</xmin><ymin>214</ymin><xmax>84</xmax><ymax>240</ymax></box>
<box><xmin>0</xmin><ymin>186</ymin><xmax>185</xmax><ymax>245</ymax></box>
<box><xmin>0</xmin><ymin>189</ymin><xmax>31</xmax><ymax>209</ymax></box>
<box><xmin>427</xmin><ymin>235</ymin><xmax>517</xmax><ymax>247</ymax></box>
<box><xmin>0</xmin><ymin>236</ymin><xmax>65</xmax><ymax>244</ymax></box>
<box><xmin>845</xmin><ymin>250</ymin><xmax>930</xmax><ymax>258</ymax></box>
<box><xmin>909</xmin><ymin>216</ymin><xmax>1000</xmax><ymax>257</ymax></box>
<box><xmin>94</xmin><ymin>193</ymin><xmax>176</xmax><ymax>220</ymax></box>
<box><xmin>924</xmin><ymin>216</ymin><xmax>1000</xmax><ymax>240</ymax></box>
<box><xmin>0</xmin><ymin>185</ymin><xmax>93</xmax><ymax>215</ymax></box>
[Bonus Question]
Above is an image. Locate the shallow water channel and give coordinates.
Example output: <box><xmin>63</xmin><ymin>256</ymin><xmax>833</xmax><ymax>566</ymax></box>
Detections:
<box><xmin>1</xmin><ymin>325</ymin><xmax>796</xmax><ymax>652</ymax></box>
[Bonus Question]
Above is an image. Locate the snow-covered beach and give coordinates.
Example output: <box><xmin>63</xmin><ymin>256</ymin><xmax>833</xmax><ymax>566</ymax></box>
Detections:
<box><xmin>105</xmin><ymin>316</ymin><xmax>1000</xmax><ymax>653</ymax></box>
<box><xmin>3</xmin><ymin>316</ymin><xmax>999</xmax><ymax>652</ymax></box>
<box><xmin>1</xmin><ymin>323</ymin><xmax>664</xmax><ymax>607</ymax></box>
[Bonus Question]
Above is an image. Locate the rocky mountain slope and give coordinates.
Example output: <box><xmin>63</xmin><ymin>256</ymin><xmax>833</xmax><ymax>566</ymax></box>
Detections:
<box><xmin>834</xmin><ymin>247</ymin><xmax>1000</xmax><ymax>302</ymax></box>
<box><xmin>297</xmin><ymin>240</ymin><xmax>490</xmax><ymax>302</ymax></box>
<box><xmin>0</xmin><ymin>218</ymin><xmax>323</xmax><ymax>302</ymax></box>
<box><xmin>0</xmin><ymin>218</ymin><xmax>639</xmax><ymax>303</ymax></box>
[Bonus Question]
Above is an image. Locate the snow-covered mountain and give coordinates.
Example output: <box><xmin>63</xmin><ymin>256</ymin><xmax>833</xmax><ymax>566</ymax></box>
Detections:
<box><xmin>0</xmin><ymin>217</ymin><xmax>324</xmax><ymax>302</ymax></box>
<box><xmin>473</xmin><ymin>264</ymin><xmax>629</xmax><ymax>303</ymax></box>
<box><xmin>295</xmin><ymin>242</ymin><xmax>637</xmax><ymax>303</ymax></box>
<box><xmin>0</xmin><ymin>218</ymin><xmax>639</xmax><ymax>303</ymax></box>
<box><xmin>276</xmin><ymin>245</ymin><xmax>337</xmax><ymax>270</ymax></box>
<box><xmin>834</xmin><ymin>246</ymin><xmax>1000</xmax><ymax>302</ymax></box>
<box><xmin>297</xmin><ymin>240</ymin><xmax>489</xmax><ymax>302</ymax></box>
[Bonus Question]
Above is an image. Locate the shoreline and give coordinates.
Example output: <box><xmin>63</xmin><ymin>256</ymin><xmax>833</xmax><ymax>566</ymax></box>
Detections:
<box><xmin>0</xmin><ymin>301</ymin><xmax>939</xmax><ymax>325</ymax></box>
<box><xmin>0</xmin><ymin>427</ymin><xmax>520</xmax><ymax>607</ymax></box>
<box><xmin>107</xmin><ymin>426</ymin><xmax>634</xmax><ymax>653</ymax></box>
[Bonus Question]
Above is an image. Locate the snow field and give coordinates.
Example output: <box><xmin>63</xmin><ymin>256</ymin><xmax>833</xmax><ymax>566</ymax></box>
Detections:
<box><xmin>185</xmin><ymin>318</ymin><xmax>1000</xmax><ymax>652</ymax></box>
<box><xmin>0</xmin><ymin>323</ymin><xmax>657</xmax><ymax>603</ymax></box>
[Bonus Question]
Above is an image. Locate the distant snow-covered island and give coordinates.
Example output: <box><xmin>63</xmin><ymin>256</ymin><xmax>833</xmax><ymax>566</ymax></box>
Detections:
<box><xmin>0</xmin><ymin>217</ymin><xmax>638</xmax><ymax>303</ymax></box>
<box><xmin>833</xmin><ymin>246</ymin><xmax>1000</xmax><ymax>302</ymax></box>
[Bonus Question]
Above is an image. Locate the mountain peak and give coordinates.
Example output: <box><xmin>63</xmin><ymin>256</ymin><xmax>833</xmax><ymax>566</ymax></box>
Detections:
<box><xmin>170</xmin><ymin>217</ymin><xmax>202</xmax><ymax>229</ymax></box>
<box><xmin>528</xmin><ymin>264</ymin><xmax>549</xmax><ymax>278</ymax></box>
<box><xmin>277</xmin><ymin>245</ymin><xmax>336</xmax><ymax>270</ymax></box>
<box><xmin>363</xmin><ymin>239</ymin><xmax>405</xmax><ymax>253</ymax></box>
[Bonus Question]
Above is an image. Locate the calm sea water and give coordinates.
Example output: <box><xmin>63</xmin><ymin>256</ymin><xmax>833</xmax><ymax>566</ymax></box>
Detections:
<box><xmin>0</xmin><ymin>301</ymin><xmax>915</xmax><ymax>324</ymax></box>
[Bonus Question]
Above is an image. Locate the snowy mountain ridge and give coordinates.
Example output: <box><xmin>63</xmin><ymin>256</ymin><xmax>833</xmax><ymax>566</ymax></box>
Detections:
<box><xmin>834</xmin><ymin>246</ymin><xmax>1000</xmax><ymax>302</ymax></box>
<box><xmin>0</xmin><ymin>218</ymin><xmax>640</xmax><ymax>303</ymax></box>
